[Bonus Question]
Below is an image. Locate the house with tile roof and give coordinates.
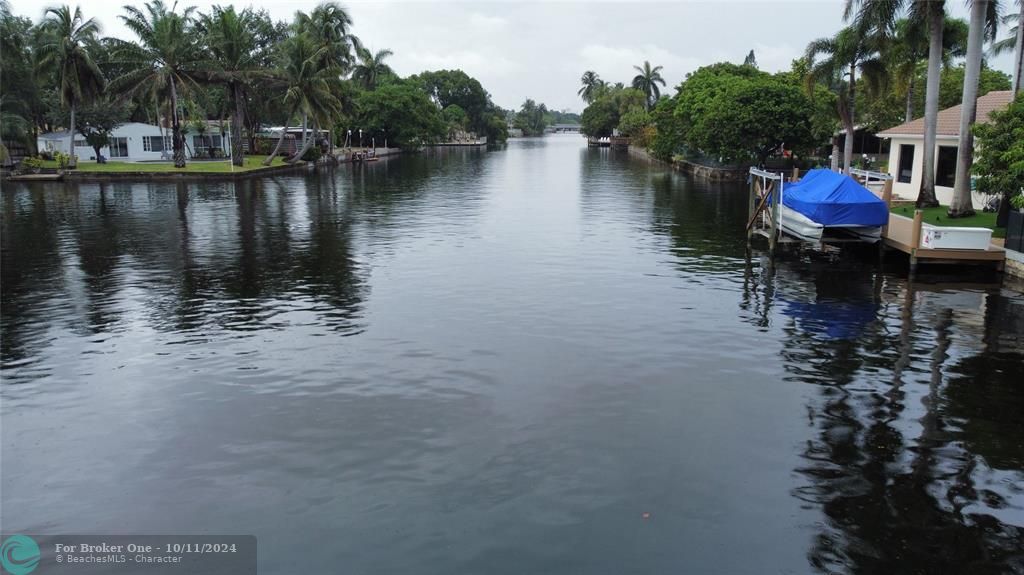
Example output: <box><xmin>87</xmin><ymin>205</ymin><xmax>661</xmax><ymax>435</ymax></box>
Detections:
<box><xmin>876</xmin><ymin>90</ymin><xmax>1014</xmax><ymax>206</ymax></box>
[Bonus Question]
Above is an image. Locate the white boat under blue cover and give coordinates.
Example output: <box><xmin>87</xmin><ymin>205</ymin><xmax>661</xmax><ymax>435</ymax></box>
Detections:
<box><xmin>774</xmin><ymin>169</ymin><xmax>889</xmax><ymax>243</ymax></box>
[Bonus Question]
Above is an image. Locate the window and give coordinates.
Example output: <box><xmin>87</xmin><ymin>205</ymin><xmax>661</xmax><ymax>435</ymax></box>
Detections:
<box><xmin>74</xmin><ymin>139</ymin><xmax>88</xmax><ymax>148</ymax></box>
<box><xmin>109</xmin><ymin>137</ymin><xmax>128</xmax><ymax>158</ymax></box>
<box><xmin>897</xmin><ymin>144</ymin><xmax>915</xmax><ymax>184</ymax></box>
<box><xmin>935</xmin><ymin>146</ymin><xmax>957</xmax><ymax>188</ymax></box>
<box><xmin>143</xmin><ymin>136</ymin><xmax>172</xmax><ymax>152</ymax></box>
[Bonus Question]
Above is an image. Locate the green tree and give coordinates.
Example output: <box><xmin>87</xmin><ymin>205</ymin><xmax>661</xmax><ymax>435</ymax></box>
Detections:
<box><xmin>198</xmin><ymin>5</ymin><xmax>266</xmax><ymax>166</ymax></box>
<box><xmin>845</xmin><ymin>0</ymin><xmax>952</xmax><ymax>206</ymax></box>
<box><xmin>648</xmin><ymin>96</ymin><xmax>685</xmax><ymax>161</ymax></box>
<box><xmin>264</xmin><ymin>32</ymin><xmax>344</xmax><ymax>164</ymax></box>
<box><xmin>743</xmin><ymin>49</ymin><xmax>758</xmax><ymax>68</ymax></box>
<box><xmin>36</xmin><ymin>4</ymin><xmax>106</xmax><ymax>168</ymax></box>
<box><xmin>354</xmin><ymin>79</ymin><xmax>445</xmax><ymax>147</ymax></box>
<box><xmin>110</xmin><ymin>0</ymin><xmax>204</xmax><ymax>167</ymax></box>
<box><xmin>973</xmin><ymin>93</ymin><xmax>1024</xmax><ymax>226</ymax></box>
<box><xmin>294</xmin><ymin>2</ymin><xmax>360</xmax><ymax>73</ymax></box>
<box><xmin>950</xmin><ymin>0</ymin><xmax>1003</xmax><ymax>217</ymax></box>
<box><xmin>805</xmin><ymin>25</ymin><xmax>887</xmax><ymax>174</ymax></box>
<box><xmin>514</xmin><ymin>99</ymin><xmax>549</xmax><ymax>136</ymax></box>
<box><xmin>580</xmin><ymin>96</ymin><xmax>619</xmax><ymax>138</ymax></box>
<box><xmin>352</xmin><ymin>46</ymin><xmax>393</xmax><ymax>90</ymax></box>
<box><xmin>578</xmin><ymin>70</ymin><xmax>602</xmax><ymax>104</ymax></box>
<box><xmin>631</xmin><ymin>60</ymin><xmax>666</xmax><ymax>110</ymax></box>
<box><xmin>676</xmin><ymin>64</ymin><xmax>823</xmax><ymax>164</ymax></box>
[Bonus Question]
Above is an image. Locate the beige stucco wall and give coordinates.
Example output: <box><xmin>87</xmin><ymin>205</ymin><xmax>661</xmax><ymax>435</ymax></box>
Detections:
<box><xmin>884</xmin><ymin>135</ymin><xmax>988</xmax><ymax>207</ymax></box>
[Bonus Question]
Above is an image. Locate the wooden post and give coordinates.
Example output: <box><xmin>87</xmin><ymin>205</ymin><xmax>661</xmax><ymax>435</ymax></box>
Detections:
<box><xmin>768</xmin><ymin>181</ymin><xmax>778</xmax><ymax>256</ymax></box>
<box><xmin>791</xmin><ymin>167</ymin><xmax>799</xmax><ymax>181</ymax></box>
<box><xmin>747</xmin><ymin>176</ymin><xmax>756</xmax><ymax>244</ymax></box>
<box><xmin>910</xmin><ymin>209</ymin><xmax>923</xmax><ymax>272</ymax></box>
<box><xmin>880</xmin><ymin>179</ymin><xmax>894</xmax><ymax>240</ymax></box>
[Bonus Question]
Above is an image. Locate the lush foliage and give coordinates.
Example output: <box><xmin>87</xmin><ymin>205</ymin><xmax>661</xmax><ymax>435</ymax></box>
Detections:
<box><xmin>354</xmin><ymin>80</ymin><xmax>446</xmax><ymax>147</ymax></box>
<box><xmin>1</xmin><ymin>0</ymin><xmax>530</xmax><ymax>169</ymax></box>
<box><xmin>675</xmin><ymin>63</ymin><xmax>828</xmax><ymax>163</ymax></box>
<box><xmin>973</xmin><ymin>94</ymin><xmax>1024</xmax><ymax>220</ymax></box>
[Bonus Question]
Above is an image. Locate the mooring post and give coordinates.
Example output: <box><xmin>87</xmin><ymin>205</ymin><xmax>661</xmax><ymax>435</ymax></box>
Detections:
<box><xmin>747</xmin><ymin>175</ymin><xmax>756</xmax><ymax>245</ymax></box>
<box><xmin>768</xmin><ymin>181</ymin><xmax>778</xmax><ymax>256</ymax></box>
<box><xmin>910</xmin><ymin>209</ymin><xmax>923</xmax><ymax>273</ymax></box>
<box><xmin>791</xmin><ymin>167</ymin><xmax>799</xmax><ymax>181</ymax></box>
<box><xmin>879</xmin><ymin>179</ymin><xmax>894</xmax><ymax>260</ymax></box>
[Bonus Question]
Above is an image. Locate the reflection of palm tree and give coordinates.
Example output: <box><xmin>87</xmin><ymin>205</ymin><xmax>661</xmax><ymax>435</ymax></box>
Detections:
<box><xmin>631</xmin><ymin>61</ymin><xmax>666</xmax><ymax>110</ymax></box>
<box><xmin>37</xmin><ymin>5</ymin><xmax>106</xmax><ymax>168</ymax></box>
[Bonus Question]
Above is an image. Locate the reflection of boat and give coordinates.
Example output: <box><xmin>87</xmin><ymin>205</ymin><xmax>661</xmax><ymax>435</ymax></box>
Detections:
<box><xmin>775</xmin><ymin>169</ymin><xmax>890</xmax><ymax>243</ymax></box>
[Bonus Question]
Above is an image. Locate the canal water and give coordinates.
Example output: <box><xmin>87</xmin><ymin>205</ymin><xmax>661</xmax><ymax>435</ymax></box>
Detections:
<box><xmin>2</xmin><ymin>136</ymin><xmax>1023</xmax><ymax>574</ymax></box>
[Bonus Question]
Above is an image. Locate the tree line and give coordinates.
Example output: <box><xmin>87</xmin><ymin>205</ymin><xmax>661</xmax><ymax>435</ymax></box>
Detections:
<box><xmin>0</xmin><ymin>0</ymin><xmax>518</xmax><ymax>169</ymax></box>
<box><xmin>579</xmin><ymin>0</ymin><xmax>1023</xmax><ymax>219</ymax></box>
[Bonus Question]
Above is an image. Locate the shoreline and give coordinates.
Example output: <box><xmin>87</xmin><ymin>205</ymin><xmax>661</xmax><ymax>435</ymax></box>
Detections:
<box><xmin>5</xmin><ymin>149</ymin><xmax>405</xmax><ymax>184</ymax></box>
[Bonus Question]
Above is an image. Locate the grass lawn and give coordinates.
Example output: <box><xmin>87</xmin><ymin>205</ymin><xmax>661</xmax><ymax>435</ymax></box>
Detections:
<box><xmin>41</xmin><ymin>156</ymin><xmax>288</xmax><ymax>173</ymax></box>
<box><xmin>890</xmin><ymin>204</ymin><xmax>1006</xmax><ymax>238</ymax></box>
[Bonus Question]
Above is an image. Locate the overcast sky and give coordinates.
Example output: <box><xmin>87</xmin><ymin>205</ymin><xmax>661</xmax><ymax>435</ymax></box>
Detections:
<box><xmin>8</xmin><ymin>0</ymin><xmax>1019</xmax><ymax>112</ymax></box>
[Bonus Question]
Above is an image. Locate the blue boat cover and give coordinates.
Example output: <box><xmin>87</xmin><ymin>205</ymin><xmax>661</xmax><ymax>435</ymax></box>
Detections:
<box><xmin>773</xmin><ymin>169</ymin><xmax>889</xmax><ymax>227</ymax></box>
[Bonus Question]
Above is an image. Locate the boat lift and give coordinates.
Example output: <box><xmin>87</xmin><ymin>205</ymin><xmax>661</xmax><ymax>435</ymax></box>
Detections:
<box><xmin>746</xmin><ymin>167</ymin><xmax>785</xmax><ymax>255</ymax></box>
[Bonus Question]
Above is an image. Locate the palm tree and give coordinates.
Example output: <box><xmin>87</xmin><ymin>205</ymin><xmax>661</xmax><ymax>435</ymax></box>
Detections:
<box><xmin>886</xmin><ymin>18</ymin><xmax>968</xmax><ymax>122</ymax></box>
<box><xmin>578</xmin><ymin>70</ymin><xmax>601</xmax><ymax>104</ymax></box>
<box><xmin>294</xmin><ymin>2</ymin><xmax>360</xmax><ymax>73</ymax></box>
<box><xmin>949</xmin><ymin>0</ymin><xmax>1003</xmax><ymax>217</ymax></box>
<box><xmin>805</xmin><ymin>25</ymin><xmax>887</xmax><ymax>175</ymax></box>
<box><xmin>36</xmin><ymin>5</ymin><xmax>105</xmax><ymax>168</ymax></box>
<box><xmin>262</xmin><ymin>33</ymin><xmax>343</xmax><ymax>165</ymax></box>
<box><xmin>198</xmin><ymin>5</ymin><xmax>264</xmax><ymax>167</ymax></box>
<box><xmin>110</xmin><ymin>0</ymin><xmax>205</xmax><ymax>168</ymax></box>
<box><xmin>352</xmin><ymin>46</ymin><xmax>393</xmax><ymax>90</ymax></box>
<box><xmin>991</xmin><ymin>6</ymin><xmax>1022</xmax><ymax>94</ymax></box>
<box><xmin>631</xmin><ymin>61</ymin><xmax>666</xmax><ymax>110</ymax></box>
<box><xmin>846</xmin><ymin>0</ymin><xmax>949</xmax><ymax>206</ymax></box>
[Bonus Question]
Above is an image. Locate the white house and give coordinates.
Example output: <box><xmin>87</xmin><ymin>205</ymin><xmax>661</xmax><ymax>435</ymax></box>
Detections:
<box><xmin>37</xmin><ymin>122</ymin><xmax>232</xmax><ymax>162</ymax></box>
<box><xmin>876</xmin><ymin>90</ymin><xmax>1013</xmax><ymax>206</ymax></box>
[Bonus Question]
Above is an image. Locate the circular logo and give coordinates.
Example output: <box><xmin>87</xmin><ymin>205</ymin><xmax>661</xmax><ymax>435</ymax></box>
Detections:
<box><xmin>0</xmin><ymin>535</ymin><xmax>40</xmax><ymax>575</ymax></box>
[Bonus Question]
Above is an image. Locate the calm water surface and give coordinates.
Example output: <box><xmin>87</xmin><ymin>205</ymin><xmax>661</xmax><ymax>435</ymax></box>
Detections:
<box><xmin>2</xmin><ymin>136</ymin><xmax>1023</xmax><ymax>574</ymax></box>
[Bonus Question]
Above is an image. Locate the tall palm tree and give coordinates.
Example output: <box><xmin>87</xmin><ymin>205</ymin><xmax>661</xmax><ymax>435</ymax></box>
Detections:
<box><xmin>294</xmin><ymin>2</ymin><xmax>360</xmax><ymax>73</ymax></box>
<box><xmin>991</xmin><ymin>6</ymin><xmax>1022</xmax><ymax>94</ymax></box>
<box><xmin>846</xmin><ymin>0</ymin><xmax>949</xmax><ymax>206</ymax></box>
<box><xmin>110</xmin><ymin>0</ymin><xmax>206</xmax><ymax>168</ymax></box>
<box><xmin>198</xmin><ymin>5</ymin><xmax>264</xmax><ymax>167</ymax></box>
<box><xmin>886</xmin><ymin>18</ymin><xmax>968</xmax><ymax>122</ymax></box>
<box><xmin>578</xmin><ymin>70</ymin><xmax>601</xmax><ymax>104</ymax></box>
<box><xmin>352</xmin><ymin>46</ymin><xmax>393</xmax><ymax>90</ymax></box>
<box><xmin>631</xmin><ymin>61</ymin><xmax>666</xmax><ymax>110</ymax></box>
<box><xmin>949</xmin><ymin>0</ymin><xmax>1003</xmax><ymax>217</ymax></box>
<box><xmin>805</xmin><ymin>25</ymin><xmax>887</xmax><ymax>175</ymax></box>
<box><xmin>36</xmin><ymin>5</ymin><xmax>105</xmax><ymax>168</ymax></box>
<box><xmin>262</xmin><ymin>33</ymin><xmax>343</xmax><ymax>165</ymax></box>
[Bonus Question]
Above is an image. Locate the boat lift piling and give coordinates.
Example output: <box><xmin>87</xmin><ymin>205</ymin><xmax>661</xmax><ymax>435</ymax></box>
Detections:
<box><xmin>747</xmin><ymin>167</ymin><xmax>785</xmax><ymax>257</ymax></box>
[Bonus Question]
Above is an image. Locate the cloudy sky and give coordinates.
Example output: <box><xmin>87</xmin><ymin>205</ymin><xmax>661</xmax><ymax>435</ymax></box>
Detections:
<box><xmin>8</xmin><ymin>0</ymin><xmax>1019</xmax><ymax>112</ymax></box>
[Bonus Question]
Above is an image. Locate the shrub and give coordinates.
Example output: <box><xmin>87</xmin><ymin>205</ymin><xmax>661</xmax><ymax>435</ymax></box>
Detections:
<box><xmin>301</xmin><ymin>147</ymin><xmax>321</xmax><ymax>162</ymax></box>
<box><xmin>20</xmin><ymin>156</ymin><xmax>43</xmax><ymax>172</ymax></box>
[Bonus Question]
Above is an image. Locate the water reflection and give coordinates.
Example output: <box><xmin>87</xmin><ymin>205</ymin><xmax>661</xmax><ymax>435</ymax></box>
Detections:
<box><xmin>744</xmin><ymin>256</ymin><xmax>1024</xmax><ymax>573</ymax></box>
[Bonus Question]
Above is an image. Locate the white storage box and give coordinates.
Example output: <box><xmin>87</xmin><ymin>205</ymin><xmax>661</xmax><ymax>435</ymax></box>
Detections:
<box><xmin>919</xmin><ymin>224</ymin><xmax>993</xmax><ymax>250</ymax></box>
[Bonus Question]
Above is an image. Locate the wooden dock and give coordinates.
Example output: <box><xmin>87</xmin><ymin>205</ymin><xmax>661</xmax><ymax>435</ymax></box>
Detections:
<box><xmin>747</xmin><ymin>167</ymin><xmax>1006</xmax><ymax>272</ymax></box>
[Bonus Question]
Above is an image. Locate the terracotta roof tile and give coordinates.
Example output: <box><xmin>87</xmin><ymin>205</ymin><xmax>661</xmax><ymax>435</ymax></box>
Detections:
<box><xmin>876</xmin><ymin>90</ymin><xmax>1014</xmax><ymax>137</ymax></box>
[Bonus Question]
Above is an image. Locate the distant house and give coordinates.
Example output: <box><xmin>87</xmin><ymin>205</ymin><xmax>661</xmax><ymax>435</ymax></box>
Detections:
<box><xmin>876</xmin><ymin>90</ymin><xmax>1013</xmax><ymax>205</ymax></box>
<box><xmin>37</xmin><ymin>122</ymin><xmax>233</xmax><ymax>162</ymax></box>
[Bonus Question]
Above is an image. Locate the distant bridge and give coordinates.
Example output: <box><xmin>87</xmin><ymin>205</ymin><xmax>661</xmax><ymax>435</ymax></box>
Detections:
<box><xmin>547</xmin><ymin>124</ymin><xmax>581</xmax><ymax>133</ymax></box>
